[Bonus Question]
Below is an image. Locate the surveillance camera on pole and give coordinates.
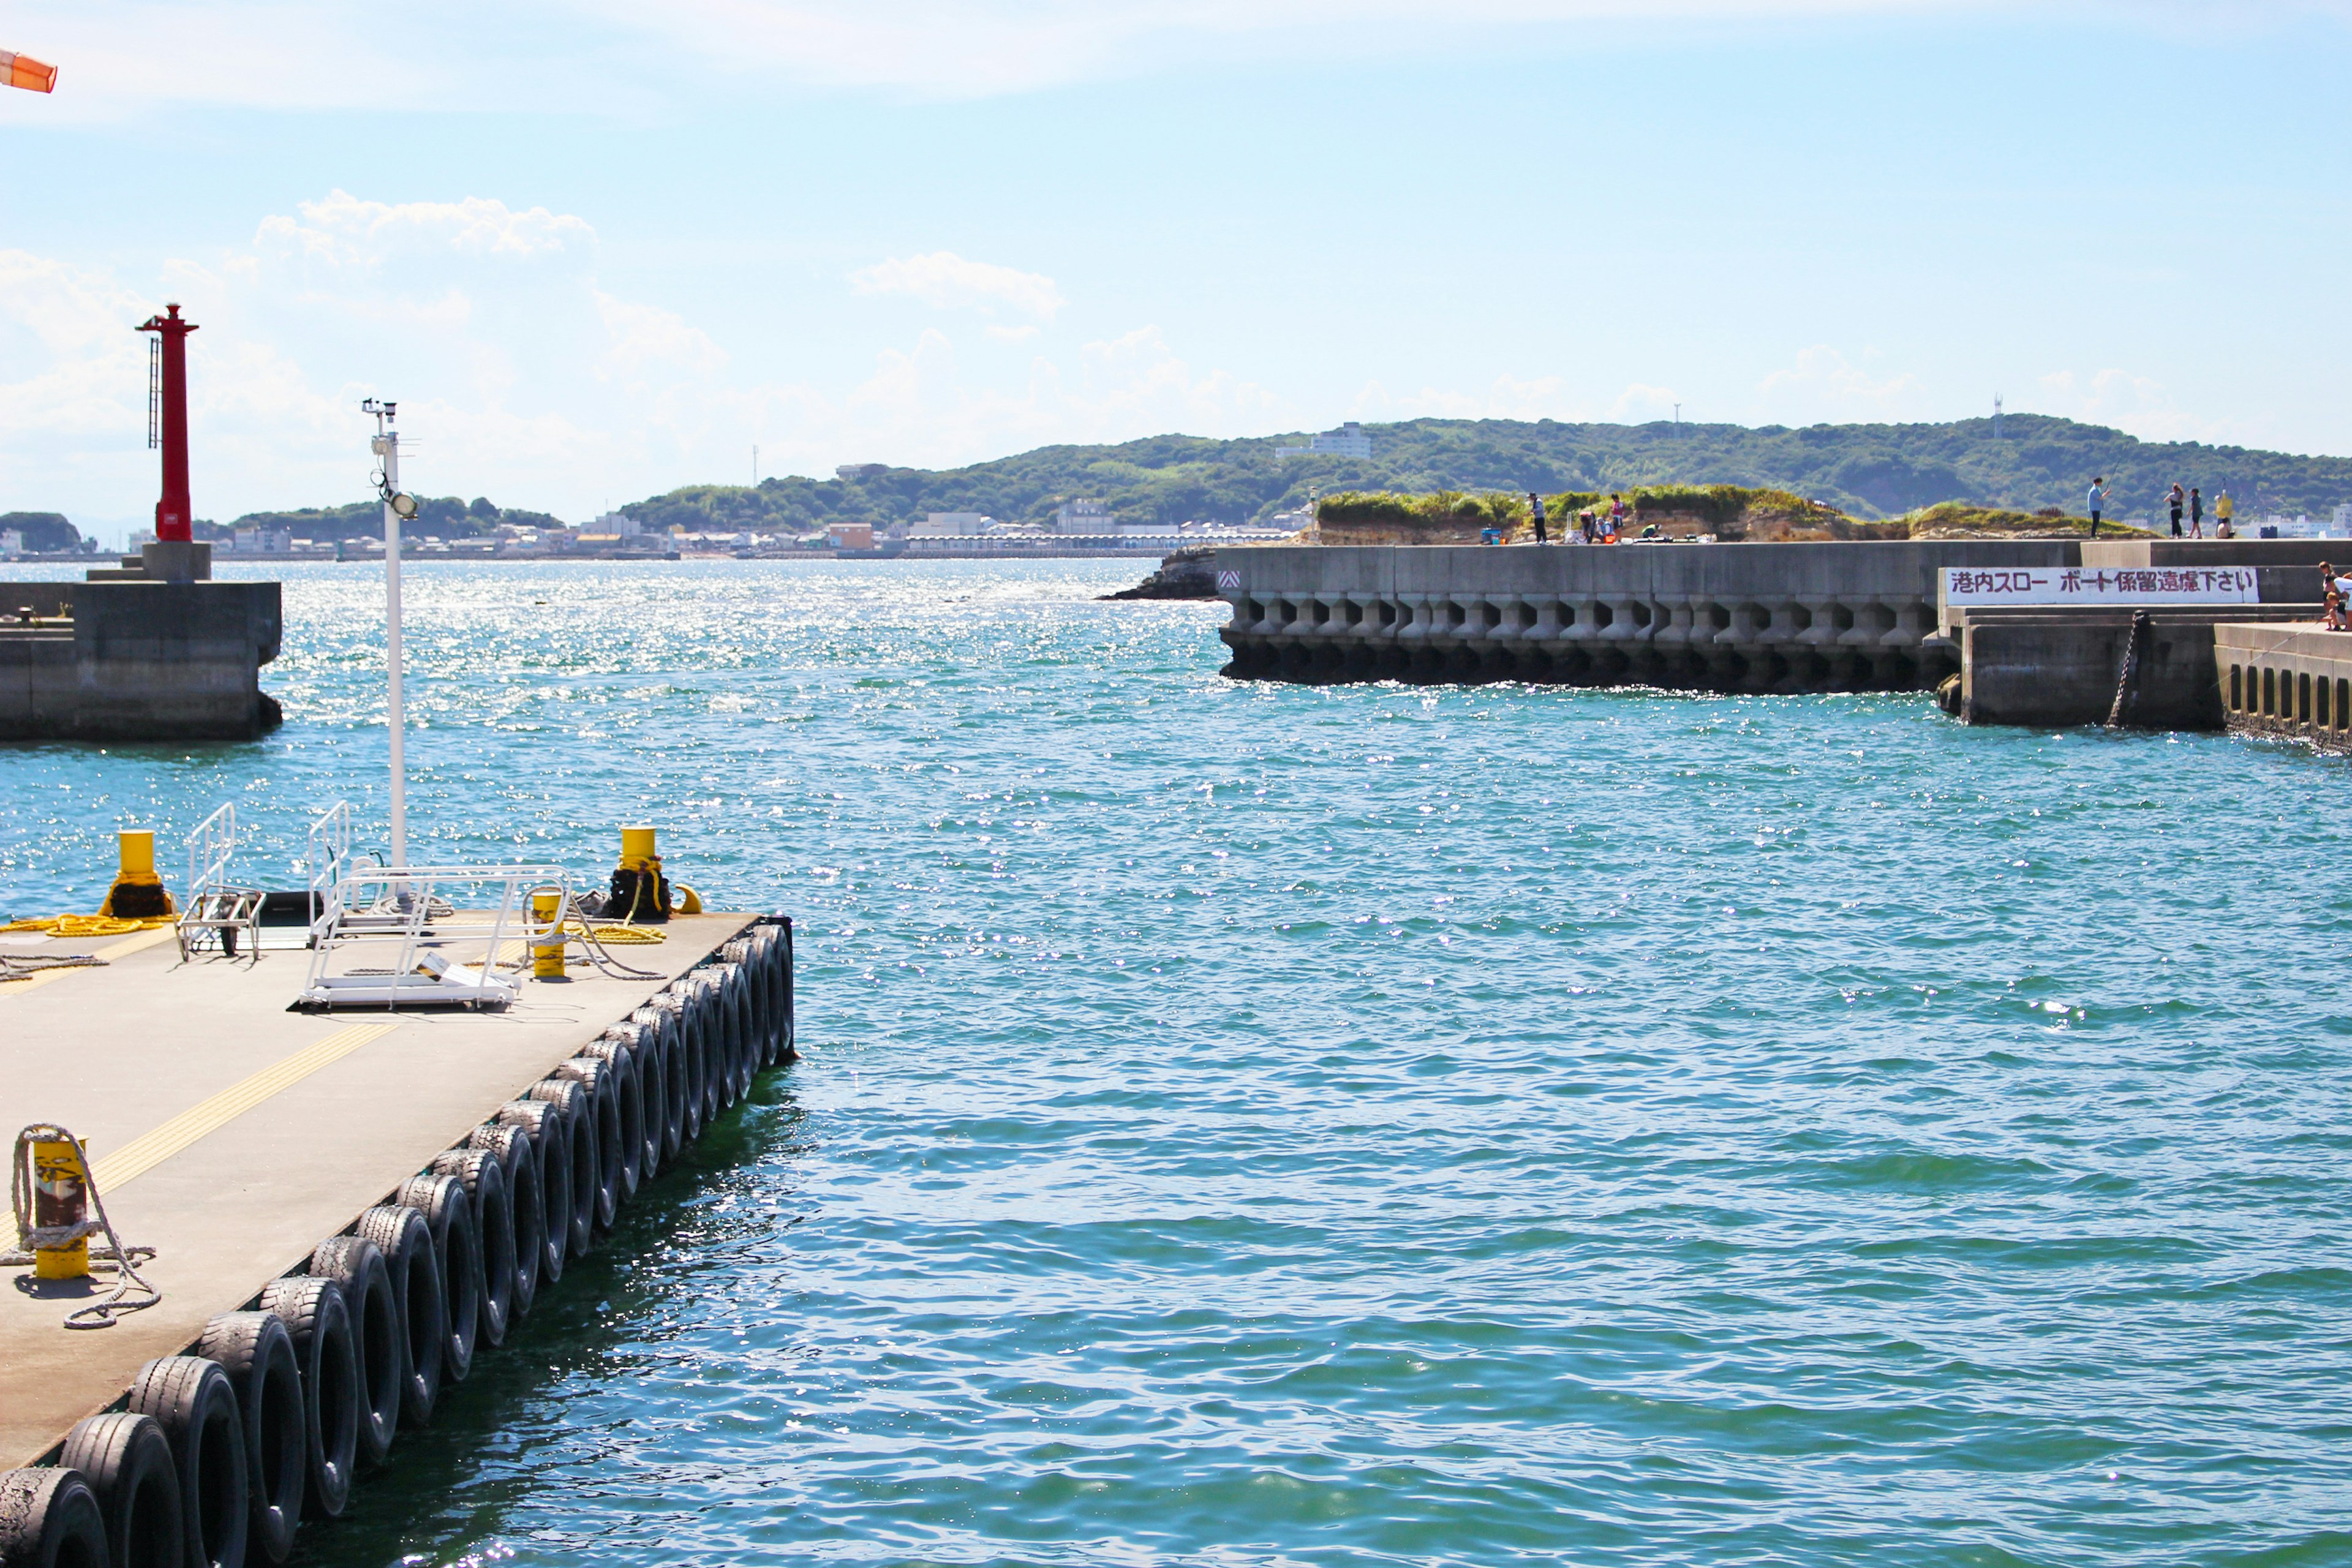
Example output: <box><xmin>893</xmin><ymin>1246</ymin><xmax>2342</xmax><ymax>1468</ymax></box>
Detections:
<box><xmin>362</xmin><ymin>398</ymin><xmax>412</xmax><ymax>870</ymax></box>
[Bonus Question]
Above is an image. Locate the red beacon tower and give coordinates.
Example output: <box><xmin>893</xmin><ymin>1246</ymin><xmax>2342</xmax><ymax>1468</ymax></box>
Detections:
<box><xmin>137</xmin><ymin>303</ymin><xmax>197</xmax><ymax>543</ymax></box>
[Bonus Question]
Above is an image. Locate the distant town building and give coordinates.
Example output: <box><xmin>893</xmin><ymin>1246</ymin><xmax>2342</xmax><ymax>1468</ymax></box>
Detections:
<box><xmin>1276</xmin><ymin>421</ymin><xmax>1374</xmax><ymax>462</ymax></box>
<box><xmin>1055</xmin><ymin>499</ymin><xmax>1112</xmax><ymax>533</ymax></box>
<box><xmin>836</xmin><ymin>463</ymin><xmax>889</xmax><ymax>481</ymax></box>
<box><xmin>0</xmin><ymin>530</ymin><xmax>21</xmax><ymax>560</ymax></box>
<box><xmin>590</xmin><ymin>510</ymin><xmax>642</xmax><ymax>538</ymax></box>
<box><xmin>828</xmin><ymin>523</ymin><xmax>875</xmax><ymax>550</ymax></box>
<box><xmin>2333</xmin><ymin>504</ymin><xmax>2351</xmax><ymax>534</ymax></box>
<box><xmin>914</xmin><ymin>511</ymin><xmax>994</xmax><ymax>536</ymax></box>
<box><xmin>230</xmin><ymin>526</ymin><xmax>292</xmax><ymax>553</ymax></box>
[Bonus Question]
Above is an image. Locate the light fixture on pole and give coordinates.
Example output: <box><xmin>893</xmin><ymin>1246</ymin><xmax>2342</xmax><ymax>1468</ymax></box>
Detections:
<box><xmin>362</xmin><ymin>398</ymin><xmax>418</xmax><ymax>869</ymax></box>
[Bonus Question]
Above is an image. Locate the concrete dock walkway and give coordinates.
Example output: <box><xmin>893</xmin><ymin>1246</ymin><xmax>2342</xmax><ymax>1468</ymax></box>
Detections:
<box><xmin>0</xmin><ymin>913</ymin><xmax>756</xmax><ymax>1471</ymax></box>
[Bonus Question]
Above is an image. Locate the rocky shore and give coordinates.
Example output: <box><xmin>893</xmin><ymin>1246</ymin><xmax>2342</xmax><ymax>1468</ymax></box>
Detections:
<box><xmin>1101</xmin><ymin>544</ymin><xmax>1220</xmax><ymax>600</ymax></box>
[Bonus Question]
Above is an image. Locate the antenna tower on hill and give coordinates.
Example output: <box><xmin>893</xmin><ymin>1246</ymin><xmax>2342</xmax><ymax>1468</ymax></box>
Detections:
<box><xmin>1994</xmin><ymin>394</ymin><xmax>2003</xmax><ymax>439</ymax></box>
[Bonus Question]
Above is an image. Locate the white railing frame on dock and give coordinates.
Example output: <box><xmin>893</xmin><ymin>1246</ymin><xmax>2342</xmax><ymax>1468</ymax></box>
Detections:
<box><xmin>299</xmin><ymin>864</ymin><xmax>574</xmax><ymax>1009</ymax></box>
<box><xmin>306</xmin><ymin>801</ymin><xmax>355</xmax><ymax>916</ymax></box>
<box><xmin>176</xmin><ymin>803</ymin><xmax>265</xmax><ymax>960</ymax></box>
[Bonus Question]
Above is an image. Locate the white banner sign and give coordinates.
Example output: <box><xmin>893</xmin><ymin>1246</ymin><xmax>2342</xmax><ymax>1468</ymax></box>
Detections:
<box><xmin>1940</xmin><ymin>565</ymin><xmax>2259</xmax><ymax>607</ymax></box>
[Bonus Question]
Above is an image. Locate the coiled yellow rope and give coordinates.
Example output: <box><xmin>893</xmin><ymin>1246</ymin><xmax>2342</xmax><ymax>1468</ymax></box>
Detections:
<box><xmin>2</xmin><ymin>914</ymin><xmax>174</xmax><ymax>938</ymax></box>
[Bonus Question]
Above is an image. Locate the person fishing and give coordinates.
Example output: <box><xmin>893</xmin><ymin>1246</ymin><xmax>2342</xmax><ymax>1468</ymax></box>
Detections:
<box><xmin>2216</xmin><ymin>488</ymin><xmax>2235</xmax><ymax>536</ymax></box>
<box><xmin>1528</xmin><ymin>492</ymin><xmax>1548</xmax><ymax>546</ymax></box>
<box><xmin>2166</xmin><ymin>483</ymin><xmax>2186</xmax><ymax>537</ymax></box>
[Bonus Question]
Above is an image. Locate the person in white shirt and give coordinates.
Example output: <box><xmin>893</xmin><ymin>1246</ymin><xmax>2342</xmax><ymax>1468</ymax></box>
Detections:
<box><xmin>2086</xmin><ymin>478</ymin><xmax>2108</xmax><ymax>539</ymax></box>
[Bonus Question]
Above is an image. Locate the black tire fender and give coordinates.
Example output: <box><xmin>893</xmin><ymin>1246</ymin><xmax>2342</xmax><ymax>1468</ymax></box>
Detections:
<box><xmin>396</xmin><ymin>1174</ymin><xmax>482</xmax><ymax>1384</ymax></box>
<box><xmin>466</xmin><ymin>1121</ymin><xmax>541</xmax><ymax>1319</ymax></box>
<box><xmin>0</xmin><ymin>1465</ymin><xmax>110</xmax><ymax>1568</ymax></box>
<box><xmin>59</xmin><ymin>1410</ymin><xmax>185</xmax><ymax>1568</ymax></box>
<box><xmin>254</xmin><ymin>1276</ymin><xmax>358</xmax><ymax>1520</ymax></box>
<box><xmin>523</xmin><ymin>1079</ymin><xmax>597</xmax><ymax>1262</ymax></box>
<box><xmin>307</xmin><ymin>1235</ymin><xmax>400</xmax><ymax>1468</ymax></box>
<box><xmin>126</xmin><ymin>1354</ymin><xmax>249</xmax><ymax>1568</ymax></box>
<box><xmin>551</xmin><ymin>1058</ymin><xmax>626</xmax><ymax>1229</ymax></box>
<box><xmin>568</xmin><ymin>1042</ymin><xmax>645</xmax><ymax>1204</ymax></box>
<box><xmin>429</xmin><ymin>1148</ymin><xmax>515</xmax><ymax>1349</ymax></box>
<box><xmin>492</xmin><ymin>1101</ymin><xmax>569</xmax><ymax>1285</ymax></box>
<box><xmin>350</xmin><ymin>1205</ymin><xmax>443</xmax><ymax>1430</ymax></box>
<box><xmin>631</xmin><ymin>1005</ymin><xmax>688</xmax><ymax>1163</ymax></box>
<box><xmin>194</xmin><ymin>1310</ymin><xmax>304</xmax><ymax>1565</ymax></box>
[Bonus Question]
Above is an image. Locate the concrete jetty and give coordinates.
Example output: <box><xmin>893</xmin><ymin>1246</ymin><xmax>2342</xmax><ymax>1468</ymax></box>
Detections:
<box><xmin>1</xmin><ymin>546</ymin><xmax>281</xmax><ymax>742</ymax></box>
<box><xmin>0</xmin><ymin>896</ymin><xmax>791</xmax><ymax>1565</ymax></box>
<box><xmin>2215</xmin><ymin>622</ymin><xmax>2352</xmax><ymax>749</ymax></box>
<box><xmin>1212</xmin><ymin>540</ymin><xmax>2340</xmax><ymax>722</ymax></box>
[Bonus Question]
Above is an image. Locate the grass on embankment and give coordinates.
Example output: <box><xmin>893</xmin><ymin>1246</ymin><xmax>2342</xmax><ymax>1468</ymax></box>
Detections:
<box><xmin>1311</xmin><ymin>489</ymin><xmax>2156</xmax><ymax>544</ymax></box>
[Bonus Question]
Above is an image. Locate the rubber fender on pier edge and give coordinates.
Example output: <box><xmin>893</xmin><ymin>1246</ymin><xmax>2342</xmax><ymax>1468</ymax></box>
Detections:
<box><xmin>522</xmin><ymin>1080</ymin><xmax>597</xmax><ymax>1262</ymax></box>
<box><xmin>394</xmin><ymin>1175</ymin><xmax>483</xmax><ymax>1385</ymax></box>
<box><xmin>349</xmin><ymin>1207</ymin><xmax>443</xmax><ymax>1431</ymax></box>
<box><xmin>428</xmin><ymin>1149</ymin><xmax>516</xmax><ymax>1351</ymax></box>
<box><xmin>254</xmin><ymin>1277</ymin><xmax>357</xmax><ymax>1519</ymax></box>
<box><xmin>306</xmin><ymin>1237</ymin><xmax>401</xmax><ymax>1468</ymax></box>
<box><xmin>552</xmin><ymin>1057</ymin><xmax>630</xmax><ymax>1226</ymax></box>
<box><xmin>0</xmin><ymin>1465</ymin><xmax>110</xmax><ymax>1568</ymax></box>
<box><xmin>492</xmin><ymin>1101</ymin><xmax>569</xmax><ymax>1285</ymax></box>
<box><xmin>464</xmin><ymin>1122</ymin><xmax>542</xmax><ymax>1321</ymax></box>
<box><xmin>60</xmin><ymin>1411</ymin><xmax>185</xmax><ymax>1567</ymax></box>
<box><xmin>127</xmin><ymin>1354</ymin><xmax>250</xmax><ymax>1568</ymax></box>
<box><xmin>194</xmin><ymin>1311</ymin><xmax>304</xmax><ymax>1564</ymax></box>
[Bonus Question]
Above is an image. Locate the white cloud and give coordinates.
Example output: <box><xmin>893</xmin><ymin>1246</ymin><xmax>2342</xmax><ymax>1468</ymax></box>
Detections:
<box><xmin>0</xmin><ymin>195</ymin><xmax>1294</xmax><ymax>532</ymax></box>
<box><xmin>1756</xmin><ymin>344</ymin><xmax>1920</xmax><ymax>419</ymax></box>
<box><xmin>851</xmin><ymin>252</ymin><xmax>1066</xmax><ymax>322</ymax></box>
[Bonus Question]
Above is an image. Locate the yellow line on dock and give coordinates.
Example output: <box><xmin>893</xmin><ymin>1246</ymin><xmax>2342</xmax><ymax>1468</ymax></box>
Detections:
<box><xmin>0</xmin><ymin>925</ymin><xmax>179</xmax><ymax>998</ymax></box>
<box><xmin>91</xmin><ymin>1022</ymin><xmax>403</xmax><ymax>1191</ymax></box>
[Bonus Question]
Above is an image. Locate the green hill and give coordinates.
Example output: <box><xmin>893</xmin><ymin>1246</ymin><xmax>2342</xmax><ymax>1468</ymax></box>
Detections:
<box><xmin>616</xmin><ymin>415</ymin><xmax>2352</xmax><ymax>535</ymax></box>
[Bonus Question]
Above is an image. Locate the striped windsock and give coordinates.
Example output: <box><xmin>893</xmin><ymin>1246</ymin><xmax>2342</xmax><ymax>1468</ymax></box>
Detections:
<box><xmin>1</xmin><ymin>50</ymin><xmax>58</xmax><ymax>92</ymax></box>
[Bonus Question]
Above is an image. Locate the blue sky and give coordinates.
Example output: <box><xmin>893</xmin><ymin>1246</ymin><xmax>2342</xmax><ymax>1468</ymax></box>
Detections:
<box><xmin>3</xmin><ymin>1</ymin><xmax>2350</xmax><ymax>537</ymax></box>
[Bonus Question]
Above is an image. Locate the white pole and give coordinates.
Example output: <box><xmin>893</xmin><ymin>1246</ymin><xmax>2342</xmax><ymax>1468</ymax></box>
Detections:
<box><xmin>378</xmin><ymin>415</ymin><xmax>407</xmax><ymax>869</ymax></box>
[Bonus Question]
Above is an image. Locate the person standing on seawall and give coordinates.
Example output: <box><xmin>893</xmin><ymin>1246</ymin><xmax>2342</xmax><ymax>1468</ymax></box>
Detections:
<box><xmin>2216</xmin><ymin>488</ymin><xmax>2235</xmax><ymax>536</ymax></box>
<box><xmin>2087</xmin><ymin>477</ymin><xmax>2109</xmax><ymax>539</ymax></box>
<box><xmin>1528</xmin><ymin>493</ymin><xmax>1548</xmax><ymax>545</ymax></box>
<box><xmin>2167</xmin><ymin>482</ymin><xmax>2186</xmax><ymax>537</ymax></box>
<box><xmin>2190</xmin><ymin>486</ymin><xmax>2204</xmax><ymax>538</ymax></box>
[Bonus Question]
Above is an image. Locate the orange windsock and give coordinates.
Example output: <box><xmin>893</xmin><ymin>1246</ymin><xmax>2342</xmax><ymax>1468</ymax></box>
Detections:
<box><xmin>1</xmin><ymin>50</ymin><xmax>58</xmax><ymax>93</ymax></box>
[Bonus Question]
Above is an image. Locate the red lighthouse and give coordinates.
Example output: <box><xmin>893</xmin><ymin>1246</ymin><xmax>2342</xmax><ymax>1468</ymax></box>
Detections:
<box><xmin>137</xmin><ymin>303</ymin><xmax>197</xmax><ymax>543</ymax></box>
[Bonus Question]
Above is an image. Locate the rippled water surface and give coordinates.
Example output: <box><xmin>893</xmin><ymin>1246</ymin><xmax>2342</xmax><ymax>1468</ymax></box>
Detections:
<box><xmin>5</xmin><ymin>559</ymin><xmax>2350</xmax><ymax>1566</ymax></box>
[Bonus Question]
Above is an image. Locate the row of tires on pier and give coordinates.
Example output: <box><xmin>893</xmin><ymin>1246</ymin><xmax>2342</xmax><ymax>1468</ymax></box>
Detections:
<box><xmin>0</xmin><ymin>918</ymin><xmax>793</xmax><ymax>1568</ymax></box>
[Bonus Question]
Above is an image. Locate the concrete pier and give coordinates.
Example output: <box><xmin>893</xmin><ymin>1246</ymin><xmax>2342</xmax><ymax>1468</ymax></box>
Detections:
<box><xmin>0</xmin><ymin>905</ymin><xmax>791</xmax><ymax>1561</ymax></box>
<box><xmin>1213</xmin><ymin>540</ymin><xmax>2345</xmax><ymax>710</ymax></box>
<box><xmin>2215</xmin><ymin>623</ymin><xmax>2352</xmax><ymax>749</ymax></box>
<box><xmin>0</xmin><ymin>576</ymin><xmax>282</xmax><ymax>742</ymax></box>
<box><xmin>1215</xmin><ymin>541</ymin><xmax>2079</xmax><ymax>691</ymax></box>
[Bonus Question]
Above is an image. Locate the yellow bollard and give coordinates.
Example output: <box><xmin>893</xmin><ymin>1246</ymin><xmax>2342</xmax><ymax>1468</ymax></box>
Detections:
<box><xmin>30</xmin><ymin>1137</ymin><xmax>91</xmax><ymax>1280</ymax></box>
<box><xmin>612</xmin><ymin>824</ymin><xmax>671</xmax><ymax>923</ymax></box>
<box><xmin>98</xmin><ymin>829</ymin><xmax>174</xmax><ymax>920</ymax></box>
<box><xmin>530</xmin><ymin>891</ymin><xmax>567</xmax><ymax>979</ymax></box>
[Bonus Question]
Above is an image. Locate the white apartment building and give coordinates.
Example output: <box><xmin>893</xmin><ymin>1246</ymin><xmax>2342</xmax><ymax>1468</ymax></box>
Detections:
<box><xmin>1055</xmin><ymin>499</ymin><xmax>1112</xmax><ymax>533</ymax></box>
<box><xmin>1275</xmin><ymin>421</ymin><xmax>1375</xmax><ymax>462</ymax></box>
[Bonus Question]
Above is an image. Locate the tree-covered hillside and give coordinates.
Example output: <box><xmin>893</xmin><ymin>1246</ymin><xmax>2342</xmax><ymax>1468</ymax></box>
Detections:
<box><xmin>618</xmin><ymin>415</ymin><xmax>2352</xmax><ymax>534</ymax></box>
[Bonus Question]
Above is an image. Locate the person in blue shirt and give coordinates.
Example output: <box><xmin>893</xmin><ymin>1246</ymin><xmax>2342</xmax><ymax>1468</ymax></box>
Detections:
<box><xmin>2087</xmin><ymin>478</ymin><xmax>2108</xmax><ymax>539</ymax></box>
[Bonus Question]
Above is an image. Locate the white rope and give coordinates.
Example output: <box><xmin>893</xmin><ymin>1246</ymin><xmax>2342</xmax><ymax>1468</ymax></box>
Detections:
<box><xmin>2</xmin><ymin>1123</ymin><xmax>162</xmax><ymax>1329</ymax></box>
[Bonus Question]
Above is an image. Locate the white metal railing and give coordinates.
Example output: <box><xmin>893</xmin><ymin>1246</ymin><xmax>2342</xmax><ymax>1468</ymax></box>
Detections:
<box><xmin>176</xmin><ymin>803</ymin><xmax>265</xmax><ymax>960</ymax></box>
<box><xmin>298</xmin><ymin>864</ymin><xmax>573</xmax><ymax>1010</ymax></box>
<box><xmin>305</xmin><ymin>801</ymin><xmax>354</xmax><ymax>916</ymax></box>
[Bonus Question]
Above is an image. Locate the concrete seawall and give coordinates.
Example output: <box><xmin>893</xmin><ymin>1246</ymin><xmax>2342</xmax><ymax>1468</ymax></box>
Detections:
<box><xmin>1213</xmin><ymin>541</ymin><xmax>2081</xmax><ymax>691</ymax></box>
<box><xmin>0</xmin><ymin>580</ymin><xmax>282</xmax><ymax>742</ymax></box>
<box><xmin>1213</xmin><ymin>540</ymin><xmax>2343</xmax><ymax>699</ymax></box>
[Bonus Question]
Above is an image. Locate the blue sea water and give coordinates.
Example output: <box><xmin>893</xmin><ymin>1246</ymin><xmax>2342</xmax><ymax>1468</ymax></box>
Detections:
<box><xmin>4</xmin><ymin>559</ymin><xmax>2351</xmax><ymax>1567</ymax></box>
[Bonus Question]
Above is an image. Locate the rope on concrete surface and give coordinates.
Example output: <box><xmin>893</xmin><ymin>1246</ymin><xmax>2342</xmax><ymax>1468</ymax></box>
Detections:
<box><xmin>2106</xmin><ymin>610</ymin><xmax>2153</xmax><ymax>729</ymax></box>
<box><xmin>2</xmin><ymin>1122</ymin><xmax>162</xmax><ymax>1329</ymax></box>
<box><xmin>0</xmin><ymin>952</ymin><xmax>107</xmax><ymax>983</ymax></box>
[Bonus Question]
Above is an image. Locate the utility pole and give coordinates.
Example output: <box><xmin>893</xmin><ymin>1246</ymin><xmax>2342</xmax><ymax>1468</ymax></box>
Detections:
<box><xmin>752</xmin><ymin>443</ymin><xmax>759</xmax><ymax>488</ymax></box>
<box><xmin>363</xmin><ymin>399</ymin><xmax>417</xmax><ymax>870</ymax></box>
<box><xmin>1994</xmin><ymin>394</ymin><xmax>2003</xmax><ymax>439</ymax></box>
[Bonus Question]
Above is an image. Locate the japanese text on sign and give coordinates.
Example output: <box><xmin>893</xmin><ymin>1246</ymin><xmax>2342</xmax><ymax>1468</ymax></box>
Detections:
<box><xmin>1940</xmin><ymin>566</ymin><xmax>2258</xmax><ymax>607</ymax></box>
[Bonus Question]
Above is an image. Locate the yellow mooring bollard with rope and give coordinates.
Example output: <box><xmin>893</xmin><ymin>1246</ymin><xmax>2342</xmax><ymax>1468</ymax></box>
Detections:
<box><xmin>98</xmin><ymin>829</ymin><xmax>175</xmax><ymax>921</ymax></box>
<box><xmin>530</xmin><ymin>891</ymin><xmax>568</xmax><ymax>979</ymax></box>
<box><xmin>4</xmin><ymin>1123</ymin><xmax>160</xmax><ymax>1327</ymax></box>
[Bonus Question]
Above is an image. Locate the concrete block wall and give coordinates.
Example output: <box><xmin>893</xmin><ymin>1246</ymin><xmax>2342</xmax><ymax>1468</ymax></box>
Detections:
<box><xmin>2215</xmin><ymin>624</ymin><xmax>2352</xmax><ymax>752</ymax></box>
<box><xmin>1213</xmin><ymin>542</ymin><xmax>2079</xmax><ymax>692</ymax></box>
<box><xmin>0</xmin><ymin>579</ymin><xmax>282</xmax><ymax>741</ymax></box>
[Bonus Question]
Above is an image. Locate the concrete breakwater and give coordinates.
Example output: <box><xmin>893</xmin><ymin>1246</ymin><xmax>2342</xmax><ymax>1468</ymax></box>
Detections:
<box><xmin>0</xmin><ymin>912</ymin><xmax>791</xmax><ymax>1568</ymax></box>
<box><xmin>1212</xmin><ymin>540</ymin><xmax>2340</xmax><ymax>700</ymax></box>
<box><xmin>1213</xmin><ymin>541</ymin><xmax>2079</xmax><ymax>691</ymax></box>
<box><xmin>0</xmin><ymin>576</ymin><xmax>282</xmax><ymax>743</ymax></box>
